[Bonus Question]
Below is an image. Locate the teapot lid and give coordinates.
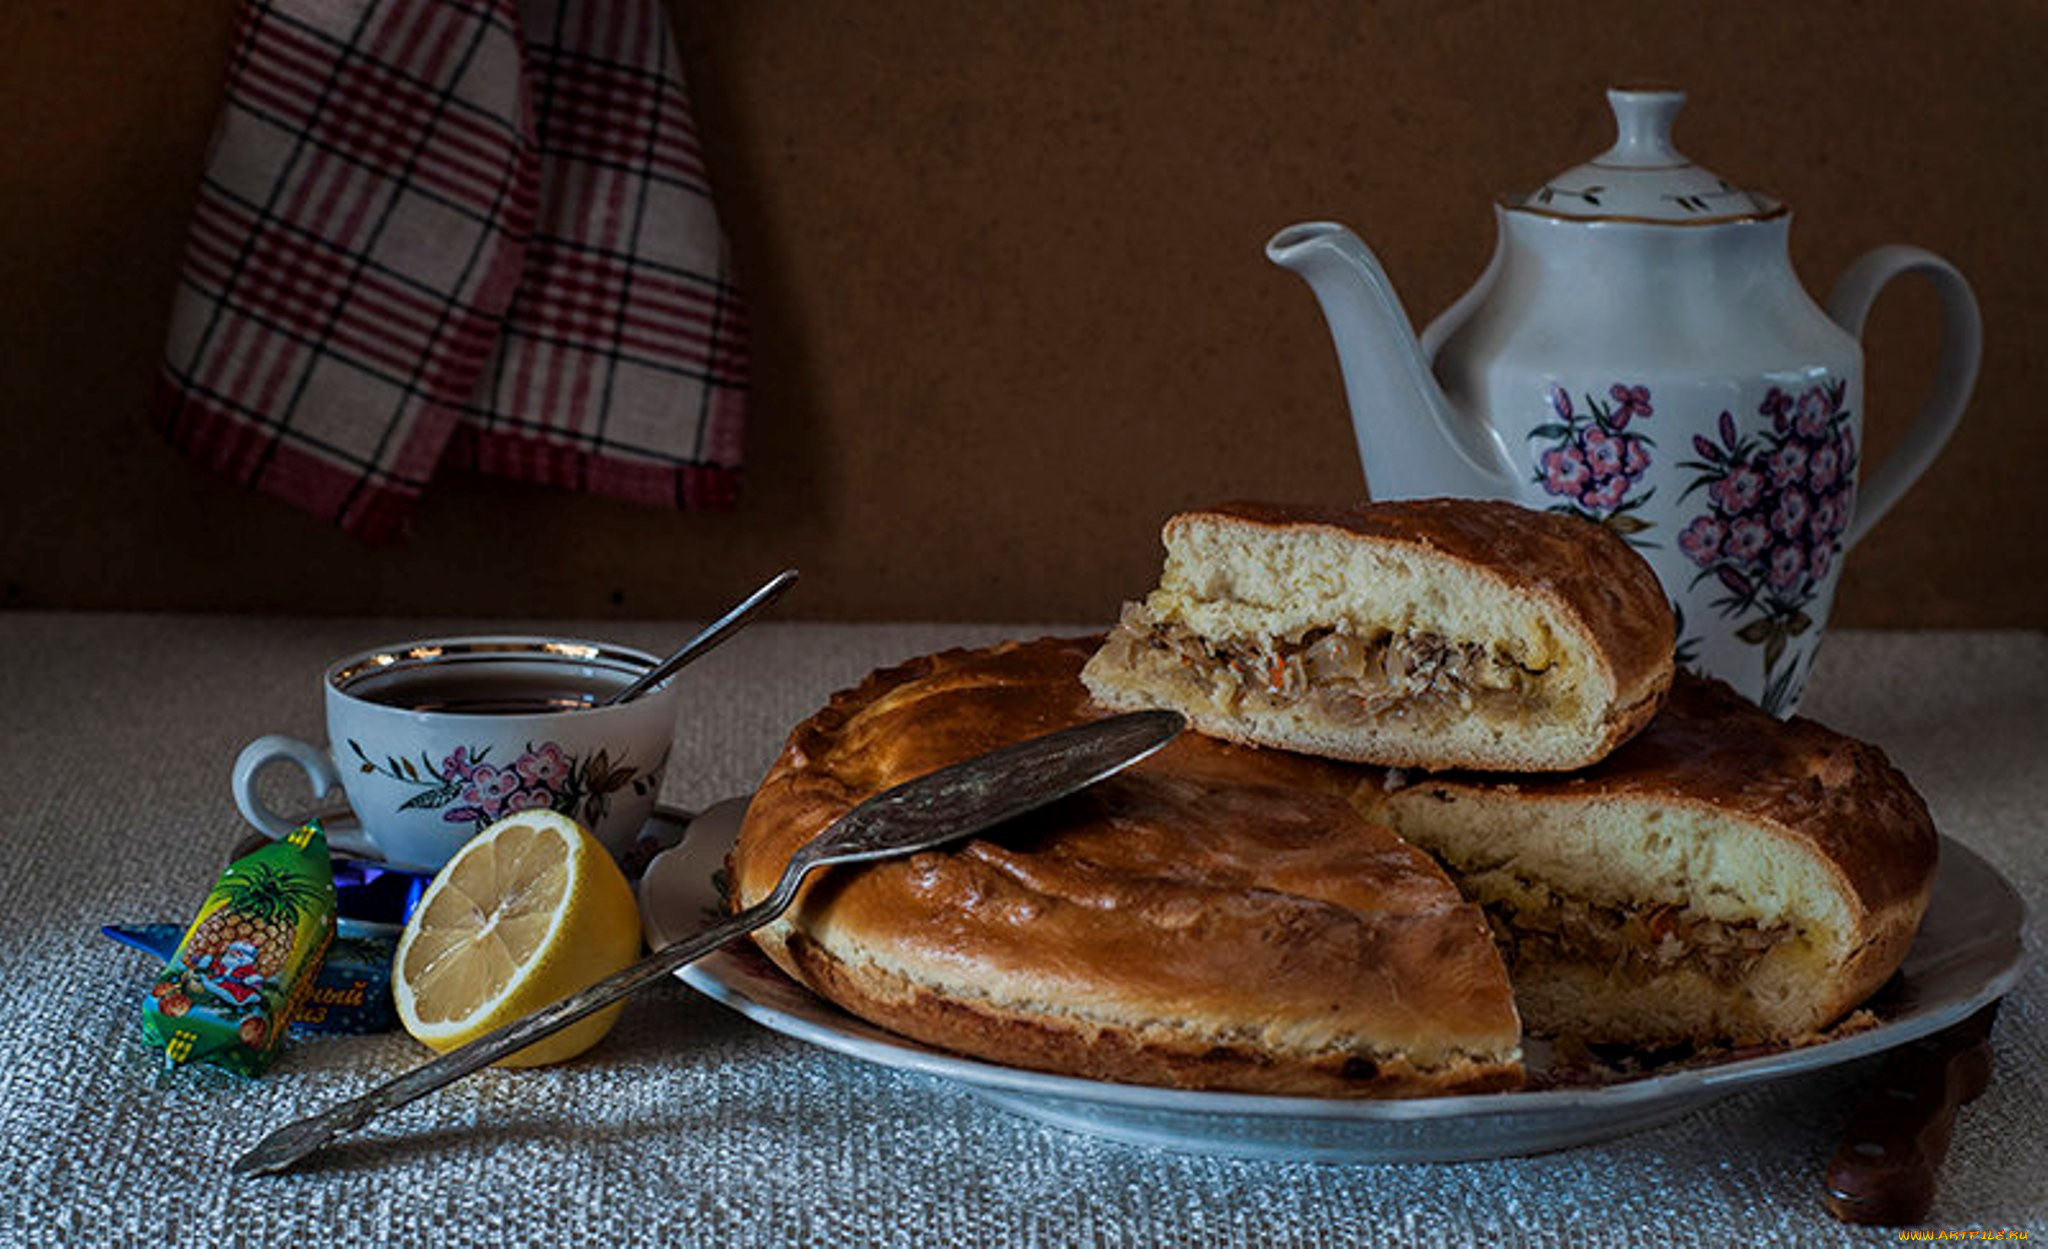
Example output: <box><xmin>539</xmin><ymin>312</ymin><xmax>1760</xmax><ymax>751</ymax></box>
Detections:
<box><xmin>1510</xmin><ymin>87</ymin><xmax>1781</xmax><ymax>224</ymax></box>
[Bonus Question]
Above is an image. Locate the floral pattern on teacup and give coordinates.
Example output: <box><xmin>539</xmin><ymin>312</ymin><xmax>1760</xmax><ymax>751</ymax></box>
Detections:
<box><xmin>349</xmin><ymin>739</ymin><xmax>667</xmax><ymax>832</ymax></box>
<box><xmin>1528</xmin><ymin>382</ymin><xmax>1657</xmax><ymax>546</ymax></box>
<box><xmin>1676</xmin><ymin>380</ymin><xmax>1857</xmax><ymax>714</ymax></box>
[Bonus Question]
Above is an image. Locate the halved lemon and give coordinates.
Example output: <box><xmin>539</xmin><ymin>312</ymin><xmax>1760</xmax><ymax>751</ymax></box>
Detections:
<box><xmin>392</xmin><ymin>809</ymin><xmax>642</xmax><ymax>1067</ymax></box>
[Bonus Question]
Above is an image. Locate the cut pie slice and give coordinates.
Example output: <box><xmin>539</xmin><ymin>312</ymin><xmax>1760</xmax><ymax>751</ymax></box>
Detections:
<box><xmin>1352</xmin><ymin>673</ymin><xmax>1938</xmax><ymax>1047</ymax></box>
<box><xmin>1082</xmin><ymin>498</ymin><xmax>1675</xmax><ymax>772</ymax></box>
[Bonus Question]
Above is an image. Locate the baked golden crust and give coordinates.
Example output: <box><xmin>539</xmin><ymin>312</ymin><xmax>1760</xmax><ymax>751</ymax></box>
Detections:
<box><xmin>1357</xmin><ymin>672</ymin><xmax>1939</xmax><ymax>1045</ymax></box>
<box><xmin>1081</xmin><ymin>498</ymin><xmax>1674</xmax><ymax>772</ymax></box>
<box><xmin>732</xmin><ymin>636</ymin><xmax>1524</xmax><ymax>1096</ymax></box>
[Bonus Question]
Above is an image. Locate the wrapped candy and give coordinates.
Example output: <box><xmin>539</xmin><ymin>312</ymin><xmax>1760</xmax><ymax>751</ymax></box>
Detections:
<box><xmin>105</xmin><ymin>925</ymin><xmax>396</xmax><ymax>1036</ymax></box>
<box><xmin>140</xmin><ymin>822</ymin><xmax>337</xmax><ymax>1075</ymax></box>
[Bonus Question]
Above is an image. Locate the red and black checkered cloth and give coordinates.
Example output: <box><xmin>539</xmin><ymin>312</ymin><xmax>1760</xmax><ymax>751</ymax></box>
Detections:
<box><xmin>153</xmin><ymin>0</ymin><xmax>748</xmax><ymax>543</ymax></box>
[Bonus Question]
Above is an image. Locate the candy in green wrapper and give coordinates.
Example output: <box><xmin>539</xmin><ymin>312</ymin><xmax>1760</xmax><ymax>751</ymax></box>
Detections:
<box><xmin>105</xmin><ymin>925</ymin><xmax>397</xmax><ymax>1035</ymax></box>
<box><xmin>141</xmin><ymin>821</ymin><xmax>336</xmax><ymax>1075</ymax></box>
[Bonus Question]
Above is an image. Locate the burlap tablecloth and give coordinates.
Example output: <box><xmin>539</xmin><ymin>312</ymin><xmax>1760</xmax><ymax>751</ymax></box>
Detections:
<box><xmin>2</xmin><ymin>614</ymin><xmax>2039</xmax><ymax>1246</ymax></box>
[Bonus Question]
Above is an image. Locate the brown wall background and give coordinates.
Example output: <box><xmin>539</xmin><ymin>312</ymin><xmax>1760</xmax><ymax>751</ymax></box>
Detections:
<box><xmin>3</xmin><ymin>0</ymin><xmax>2041</xmax><ymax>625</ymax></box>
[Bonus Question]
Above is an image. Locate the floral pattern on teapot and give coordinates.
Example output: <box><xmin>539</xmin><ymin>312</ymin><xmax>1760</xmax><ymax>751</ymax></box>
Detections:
<box><xmin>1676</xmin><ymin>381</ymin><xmax>1858</xmax><ymax>714</ymax></box>
<box><xmin>1528</xmin><ymin>382</ymin><xmax>1657</xmax><ymax>547</ymax></box>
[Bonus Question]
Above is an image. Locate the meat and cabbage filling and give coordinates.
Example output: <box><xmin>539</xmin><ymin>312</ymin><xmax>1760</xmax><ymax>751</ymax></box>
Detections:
<box><xmin>1117</xmin><ymin>606</ymin><xmax>1551</xmax><ymax>722</ymax></box>
<box><xmin>1482</xmin><ymin>893</ymin><xmax>1789</xmax><ymax>986</ymax></box>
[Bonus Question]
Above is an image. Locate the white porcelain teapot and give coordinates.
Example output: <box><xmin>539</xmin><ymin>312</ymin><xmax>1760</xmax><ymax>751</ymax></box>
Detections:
<box><xmin>1268</xmin><ymin>86</ymin><xmax>1980</xmax><ymax>714</ymax></box>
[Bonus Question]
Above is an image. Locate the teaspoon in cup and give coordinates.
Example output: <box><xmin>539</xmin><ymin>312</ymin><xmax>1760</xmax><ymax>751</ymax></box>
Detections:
<box><xmin>602</xmin><ymin>568</ymin><xmax>799</xmax><ymax>706</ymax></box>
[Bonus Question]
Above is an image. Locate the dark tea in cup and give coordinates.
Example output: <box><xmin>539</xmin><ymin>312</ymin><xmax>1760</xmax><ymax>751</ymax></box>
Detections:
<box><xmin>235</xmin><ymin>638</ymin><xmax>683</xmax><ymax>870</ymax></box>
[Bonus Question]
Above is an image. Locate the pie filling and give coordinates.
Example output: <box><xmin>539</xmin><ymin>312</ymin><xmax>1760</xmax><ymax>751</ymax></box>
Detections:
<box><xmin>1113</xmin><ymin>606</ymin><xmax>1552</xmax><ymax>723</ymax></box>
<box><xmin>1481</xmin><ymin>893</ymin><xmax>1790</xmax><ymax>987</ymax></box>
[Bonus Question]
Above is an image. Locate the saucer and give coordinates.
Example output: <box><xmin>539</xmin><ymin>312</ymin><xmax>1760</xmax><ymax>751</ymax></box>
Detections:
<box><xmin>234</xmin><ymin>804</ymin><xmax>695</xmax><ymax>937</ymax></box>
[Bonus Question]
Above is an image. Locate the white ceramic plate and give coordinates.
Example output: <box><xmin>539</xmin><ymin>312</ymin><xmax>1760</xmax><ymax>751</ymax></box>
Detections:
<box><xmin>640</xmin><ymin>800</ymin><xmax>2031</xmax><ymax>1162</ymax></box>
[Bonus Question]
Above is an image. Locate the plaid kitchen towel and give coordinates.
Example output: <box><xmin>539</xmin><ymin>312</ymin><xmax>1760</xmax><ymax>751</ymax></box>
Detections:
<box><xmin>153</xmin><ymin>0</ymin><xmax>748</xmax><ymax>543</ymax></box>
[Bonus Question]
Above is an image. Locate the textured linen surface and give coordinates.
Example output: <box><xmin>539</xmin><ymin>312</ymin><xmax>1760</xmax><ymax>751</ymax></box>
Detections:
<box><xmin>0</xmin><ymin>616</ymin><xmax>2040</xmax><ymax>1248</ymax></box>
<box><xmin>152</xmin><ymin>0</ymin><xmax>749</xmax><ymax>544</ymax></box>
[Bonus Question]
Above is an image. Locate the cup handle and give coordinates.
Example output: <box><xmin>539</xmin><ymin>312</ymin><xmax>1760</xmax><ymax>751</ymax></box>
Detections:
<box><xmin>231</xmin><ymin>734</ymin><xmax>367</xmax><ymax>854</ymax></box>
<box><xmin>1826</xmin><ymin>245</ymin><xmax>1982</xmax><ymax>550</ymax></box>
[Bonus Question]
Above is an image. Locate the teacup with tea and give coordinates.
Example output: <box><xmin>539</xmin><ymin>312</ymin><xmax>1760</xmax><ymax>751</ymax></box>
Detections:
<box><xmin>233</xmin><ymin>637</ymin><xmax>682</xmax><ymax>871</ymax></box>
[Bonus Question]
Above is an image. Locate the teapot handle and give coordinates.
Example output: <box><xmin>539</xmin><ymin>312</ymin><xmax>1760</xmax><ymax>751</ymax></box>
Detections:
<box><xmin>1826</xmin><ymin>245</ymin><xmax>1982</xmax><ymax>550</ymax></box>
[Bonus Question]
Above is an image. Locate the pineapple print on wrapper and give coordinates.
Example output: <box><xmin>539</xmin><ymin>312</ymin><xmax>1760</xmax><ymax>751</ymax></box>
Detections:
<box><xmin>141</xmin><ymin>822</ymin><xmax>336</xmax><ymax>1076</ymax></box>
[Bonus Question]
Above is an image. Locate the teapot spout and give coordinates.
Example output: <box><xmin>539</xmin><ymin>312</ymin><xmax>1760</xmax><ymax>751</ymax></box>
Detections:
<box><xmin>1267</xmin><ymin>222</ymin><xmax>1516</xmax><ymax>500</ymax></box>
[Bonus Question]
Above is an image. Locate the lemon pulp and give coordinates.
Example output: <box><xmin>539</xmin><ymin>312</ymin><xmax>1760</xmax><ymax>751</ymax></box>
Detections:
<box><xmin>394</xmin><ymin>811</ymin><xmax>641</xmax><ymax>1067</ymax></box>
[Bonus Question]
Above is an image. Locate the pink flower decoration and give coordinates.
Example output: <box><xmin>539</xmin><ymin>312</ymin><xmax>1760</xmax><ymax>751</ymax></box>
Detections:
<box><xmin>1809</xmin><ymin>542</ymin><xmax>1835</xmax><ymax>583</ymax></box>
<box><xmin>515</xmin><ymin>742</ymin><xmax>571</xmax><ymax>791</ymax></box>
<box><xmin>1679</xmin><ymin>516</ymin><xmax>1726</xmax><ymax>568</ymax></box>
<box><xmin>1759</xmin><ymin>388</ymin><xmax>1793</xmax><ymax>422</ymax></box>
<box><xmin>505</xmin><ymin>788</ymin><xmax>552</xmax><ymax>813</ymax></box>
<box><xmin>1581</xmin><ymin>474</ymin><xmax>1629</xmax><ymax>511</ymax></box>
<box><xmin>1767</xmin><ymin>442</ymin><xmax>1808</xmax><ymax>489</ymax></box>
<box><xmin>462</xmin><ymin>765</ymin><xmax>520</xmax><ymax>820</ymax></box>
<box><xmin>1768</xmin><ymin>543</ymin><xmax>1807</xmax><ymax>591</ymax></box>
<box><xmin>1727</xmin><ymin>517</ymin><xmax>1771</xmax><ymax>562</ymax></box>
<box><xmin>1710</xmin><ymin>466</ymin><xmax>1765</xmax><ymax>515</ymax></box>
<box><xmin>1583</xmin><ymin>428</ymin><xmax>1625</xmax><ymax>476</ymax></box>
<box><xmin>1810</xmin><ymin>495</ymin><xmax>1843</xmax><ymax>542</ymax></box>
<box><xmin>441</xmin><ymin>746</ymin><xmax>476</xmax><ymax>780</ymax></box>
<box><xmin>1808</xmin><ymin>442</ymin><xmax>1841</xmax><ymax>490</ymax></box>
<box><xmin>1541</xmin><ymin>445</ymin><xmax>1590</xmax><ymax>495</ymax></box>
<box><xmin>1772</xmin><ymin>489</ymin><xmax>1813</xmax><ymax>540</ymax></box>
<box><xmin>1528</xmin><ymin>380</ymin><xmax>1654</xmax><ymax>541</ymax></box>
<box><xmin>1795</xmin><ymin>386</ymin><xmax>1834</xmax><ymax>438</ymax></box>
<box><xmin>1608</xmin><ymin>383</ymin><xmax>1652</xmax><ymax>428</ymax></box>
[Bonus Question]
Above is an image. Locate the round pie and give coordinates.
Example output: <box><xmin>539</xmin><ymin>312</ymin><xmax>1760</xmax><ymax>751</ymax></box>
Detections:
<box><xmin>729</xmin><ymin>636</ymin><xmax>1524</xmax><ymax>1097</ymax></box>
